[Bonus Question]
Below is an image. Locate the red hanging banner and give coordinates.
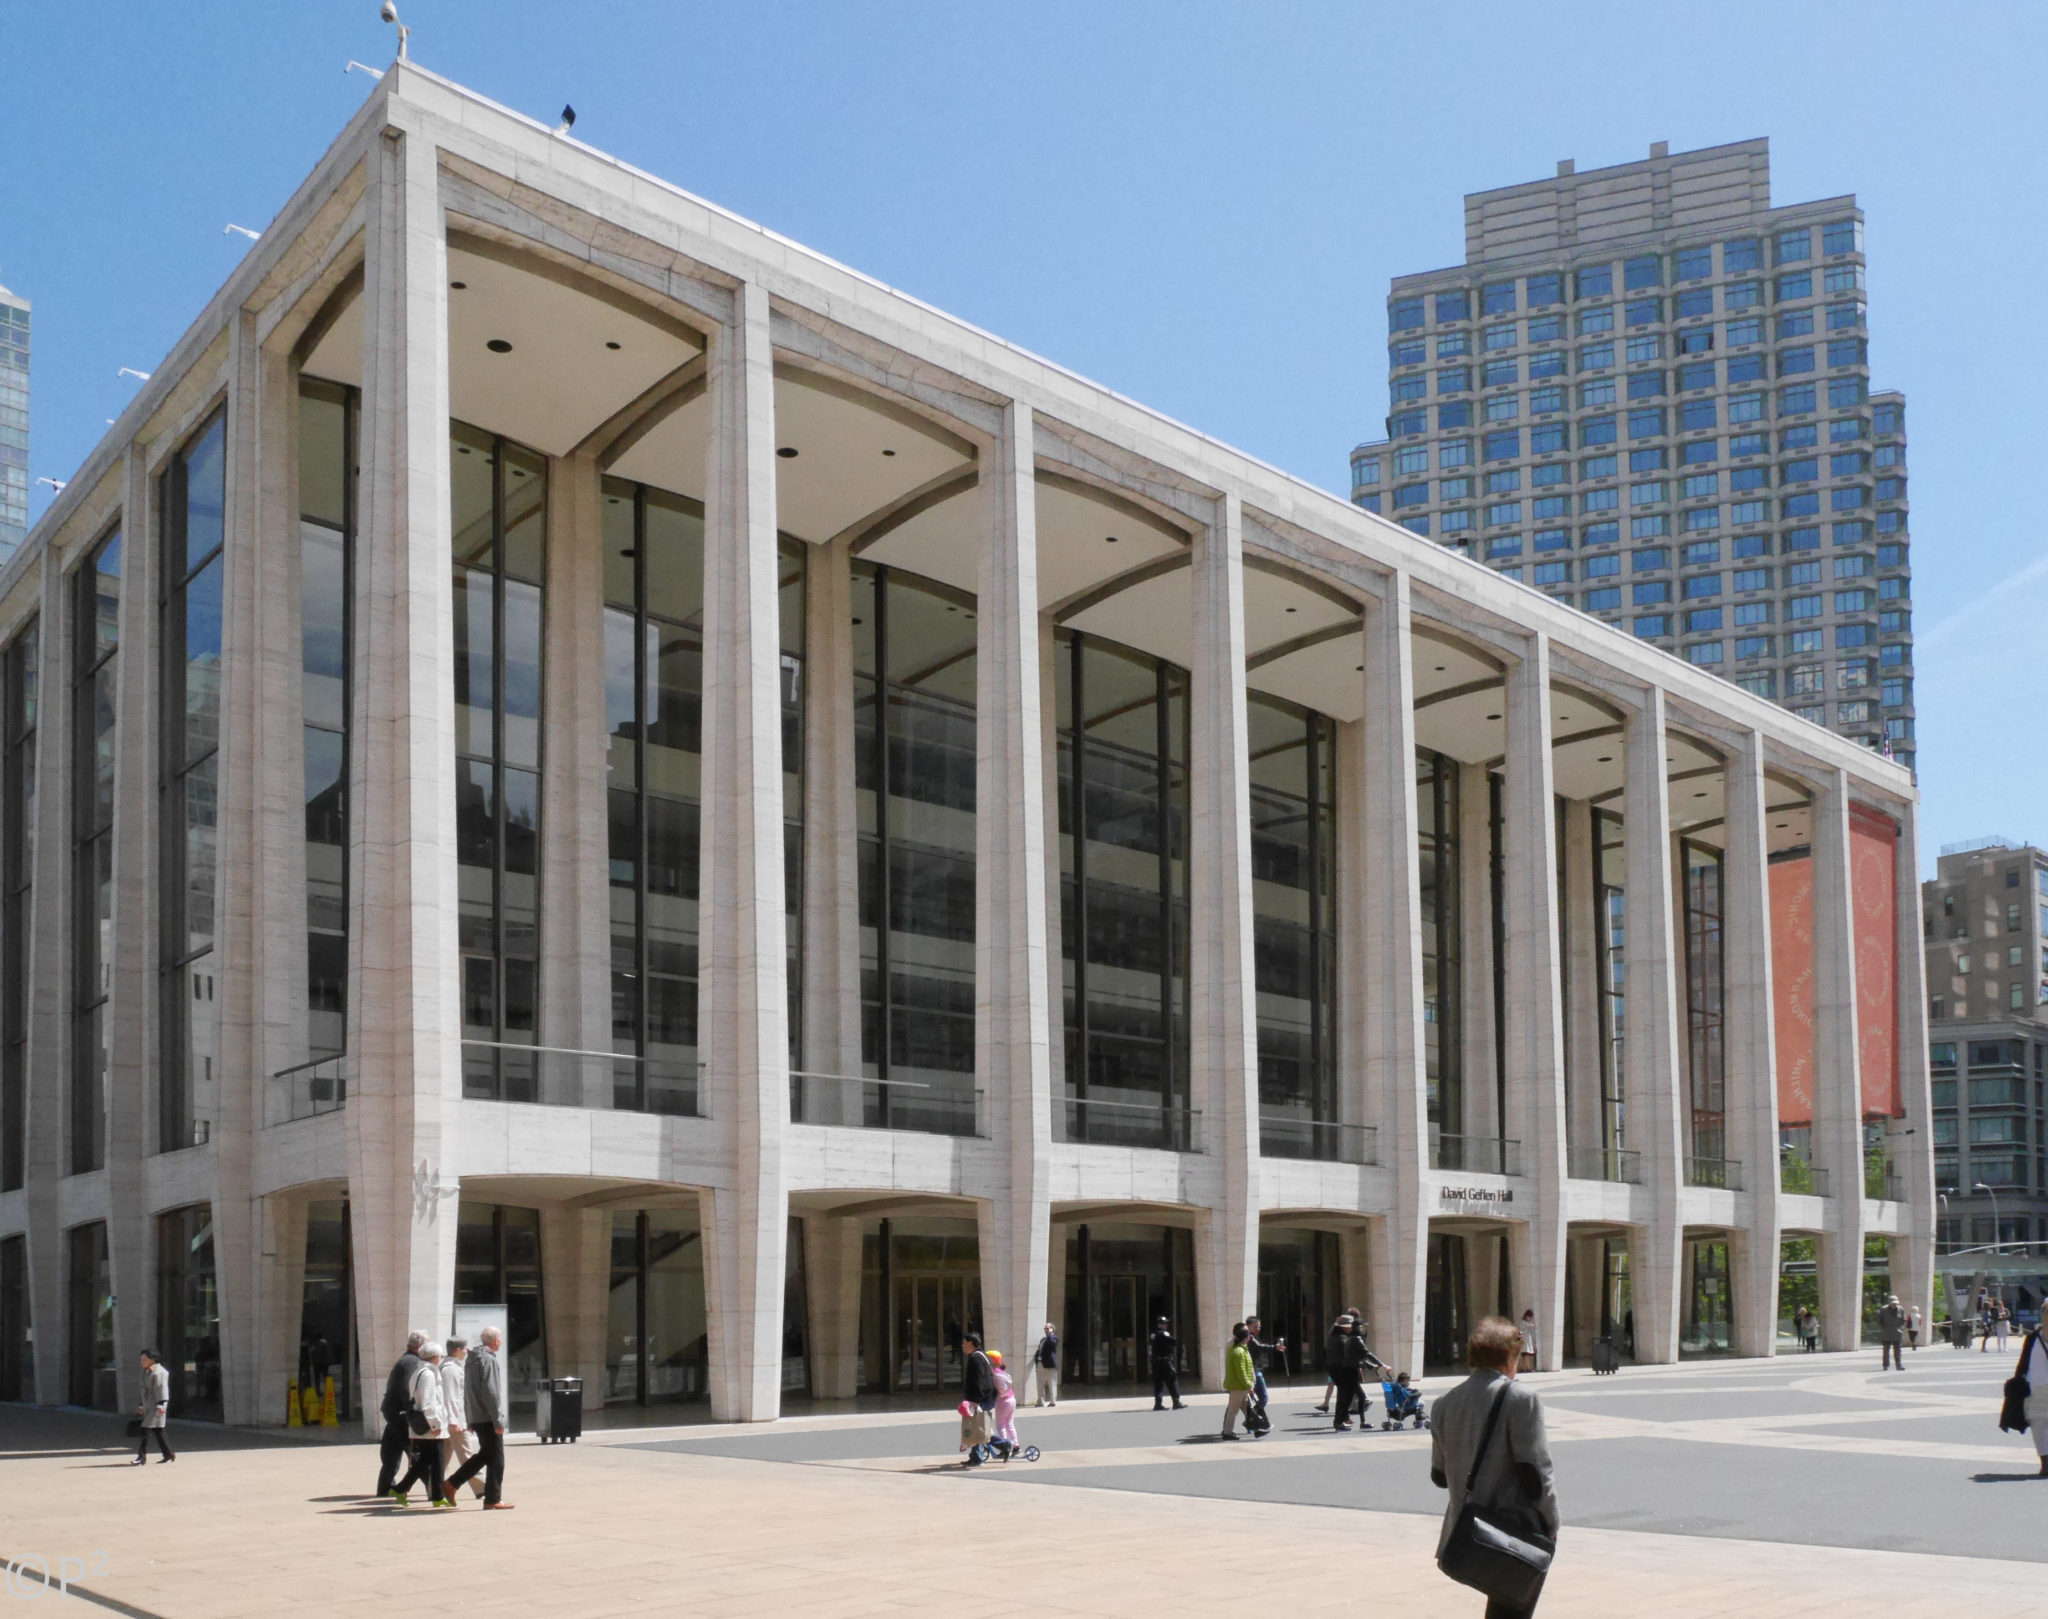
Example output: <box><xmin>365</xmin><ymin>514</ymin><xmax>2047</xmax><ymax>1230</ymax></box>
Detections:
<box><xmin>1770</xmin><ymin>854</ymin><xmax>1815</xmax><ymax>1128</ymax></box>
<box><xmin>1849</xmin><ymin>803</ymin><xmax>1902</xmax><ymax>1120</ymax></box>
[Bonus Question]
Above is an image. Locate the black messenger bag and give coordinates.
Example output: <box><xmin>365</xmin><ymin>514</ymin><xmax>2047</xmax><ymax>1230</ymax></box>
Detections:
<box><xmin>1437</xmin><ymin>1381</ymin><xmax>1556</xmax><ymax>1609</ymax></box>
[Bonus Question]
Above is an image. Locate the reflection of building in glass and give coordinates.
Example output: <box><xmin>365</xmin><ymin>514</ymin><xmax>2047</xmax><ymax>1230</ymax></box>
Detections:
<box><xmin>0</xmin><ymin>285</ymin><xmax>27</xmax><ymax>559</ymax></box>
<box><xmin>0</xmin><ymin>69</ymin><xmax>1930</xmax><ymax>1427</ymax></box>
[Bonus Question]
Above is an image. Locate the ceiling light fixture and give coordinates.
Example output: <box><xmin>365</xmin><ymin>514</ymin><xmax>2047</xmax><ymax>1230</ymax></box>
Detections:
<box><xmin>777</xmin><ymin>447</ymin><xmax>799</xmax><ymax>459</ymax></box>
<box><xmin>605</xmin><ymin>341</ymin><xmax>621</xmax><ymax>351</ymax></box>
<box><xmin>450</xmin><ymin>280</ymin><xmax>467</xmax><ymax>290</ymax></box>
<box><xmin>882</xmin><ymin>449</ymin><xmax>897</xmax><ymax>457</ymax></box>
<box><xmin>1487</xmin><ymin>713</ymin><xmax>1501</xmax><ymax>721</ymax></box>
<box><xmin>486</xmin><ymin>339</ymin><xmax>513</xmax><ymax>354</ymax></box>
<box><xmin>1597</xmin><ymin>755</ymin><xmax>1613</xmax><ymax>762</ymax></box>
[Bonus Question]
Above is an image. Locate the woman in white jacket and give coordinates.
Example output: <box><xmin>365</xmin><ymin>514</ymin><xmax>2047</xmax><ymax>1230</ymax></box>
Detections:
<box><xmin>440</xmin><ymin>1339</ymin><xmax>484</xmax><ymax>1500</ymax></box>
<box><xmin>391</xmin><ymin>1341</ymin><xmax>451</xmax><ymax>1508</ymax></box>
<box><xmin>2025</xmin><ymin>1327</ymin><xmax>2048</xmax><ymax>1478</ymax></box>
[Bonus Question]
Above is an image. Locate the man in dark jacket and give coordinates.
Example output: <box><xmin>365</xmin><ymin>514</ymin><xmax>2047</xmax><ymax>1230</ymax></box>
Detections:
<box><xmin>1033</xmin><ymin>1323</ymin><xmax>1060</xmax><ymax>1407</ymax></box>
<box><xmin>373</xmin><ymin>1330</ymin><xmax>426</xmax><ymax>1497</ymax></box>
<box><xmin>1875</xmin><ymin>1295</ymin><xmax>1907</xmax><ymax>1370</ymax></box>
<box><xmin>445</xmin><ymin>1325</ymin><xmax>513</xmax><ymax>1508</ymax></box>
<box><xmin>1330</xmin><ymin>1316</ymin><xmax>1372</xmax><ymax>1430</ymax></box>
<box><xmin>1149</xmin><ymin>1318</ymin><xmax>1184</xmax><ymax>1410</ymax></box>
<box><xmin>961</xmin><ymin>1332</ymin><xmax>997</xmax><ymax>1465</ymax></box>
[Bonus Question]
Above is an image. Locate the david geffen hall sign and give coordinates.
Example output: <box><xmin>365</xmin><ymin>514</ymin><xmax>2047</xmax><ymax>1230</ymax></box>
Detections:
<box><xmin>1438</xmin><ymin>1185</ymin><xmax>1515</xmax><ymax>1214</ymax></box>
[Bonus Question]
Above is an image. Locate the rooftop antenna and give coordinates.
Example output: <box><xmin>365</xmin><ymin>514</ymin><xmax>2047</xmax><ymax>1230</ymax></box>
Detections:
<box><xmin>224</xmin><ymin>224</ymin><xmax>261</xmax><ymax>242</ymax></box>
<box><xmin>380</xmin><ymin>1</ymin><xmax>409</xmax><ymax>60</ymax></box>
<box><xmin>35</xmin><ymin>478</ymin><xmax>66</xmax><ymax>494</ymax></box>
<box><xmin>553</xmin><ymin>105</ymin><xmax>577</xmax><ymax>136</ymax></box>
<box><xmin>117</xmin><ymin>367</ymin><xmax>152</xmax><ymax>382</ymax></box>
<box><xmin>346</xmin><ymin>60</ymin><xmax>384</xmax><ymax>79</ymax></box>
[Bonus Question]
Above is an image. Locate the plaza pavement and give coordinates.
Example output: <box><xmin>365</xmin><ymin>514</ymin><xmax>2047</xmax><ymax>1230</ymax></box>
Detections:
<box><xmin>3</xmin><ymin>1347</ymin><xmax>2042</xmax><ymax>1617</ymax></box>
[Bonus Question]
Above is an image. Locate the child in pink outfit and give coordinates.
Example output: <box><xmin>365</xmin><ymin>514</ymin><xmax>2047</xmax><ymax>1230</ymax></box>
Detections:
<box><xmin>990</xmin><ymin>1351</ymin><xmax>1019</xmax><ymax>1446</ymax></box>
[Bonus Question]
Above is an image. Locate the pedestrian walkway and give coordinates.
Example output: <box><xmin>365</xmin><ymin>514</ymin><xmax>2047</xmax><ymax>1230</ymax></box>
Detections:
<box><xmin>2</xmin><ymin>1350</ymin><xmax>2039</xmax><ymax>1616</ymax></box>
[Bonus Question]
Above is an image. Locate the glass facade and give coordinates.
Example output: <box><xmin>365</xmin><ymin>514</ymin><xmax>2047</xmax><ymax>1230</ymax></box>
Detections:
<box><xmin>454</xmin><ymin>1200</ymin><xmax>546</xmax><ymax>1408</ymax></box>
<box><xmin>66</xmin><ymin>1220</ymin><xmax>114</xmax><ymax>1409</ymax></box>
<box><xmin>1594</xmin><ymin>809</ymin><xmax>1626</xmax><ymax>1154</ymax></box>
<box><xmin>160</xmin><ymin>412</ymin><xmax>226</xmax><ymax>1152</ymax></box>
<box><xmin>0</xmin><ymin>618</ymin><xmax>33</xmax><ymax>1192</ymax></box>
<box><xmin>1060</xmin><ymin>1221</ymin><xmax>1197</xmax><ymax>1384</ymax></box>
<box><xmin>1418</xmin><ymin>749</ymin><xmax>1462</xmax><ymax>1137</ymax></box>
<box><xmin>297</xmin><ymin>1198</ymin><xmax>355</xmax><ymax>1421</ymax></box>
<box><xmin>1683</xmin><ymin>839</ymin><xmax>1726</xmax><ymax>1162</ymax></box>
<box><xmin>72</xmin><ymin>530</ymin><xmax>120</xmax><ymax>1175</ymax></box>
<box><xmin>857</xmin><ymin>1217</ymin><xmax>982</xmax><ymax>1393</ymax></box>
<box><xmin>606</xmin><ymin>1207</ymin><xmax>709</xmax><ymax>1405</ymax></box>
<box><xmin>851</xmin><ymin>564</ymin><xmax>978</xmax><ymax>1134</ymax></box>
<box><xmin>298</xmin><ymin>381</ymin><xmax>353</xmax><ymax>1063</ymax></box>
<box><xmin>155</xmin><ymin>1203</ymin><xmax>220</xmax><ymax>1421</ymax></box>
<box><xmin>0</xmin><ymin>1233</ymin><xmax>28</xmax><ymax>1401</ymax></box>
<box><xmin>1249</xmin><ymin>694</ymin><xmax>1339</xmax><ymax>1156</ymax></box>
<box><xmin>1055</xmin><ymin>631</ymin><xmax>1190</xmax><ymax>1150</ymax></box>
<box><xmin>451</xmin><ymin>423</ymin><xmax>546</xmax><ymax>1100</ymax></box>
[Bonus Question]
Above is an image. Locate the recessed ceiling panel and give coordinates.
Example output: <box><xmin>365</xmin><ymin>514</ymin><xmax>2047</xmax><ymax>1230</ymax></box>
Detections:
<box><xmin>1036</xmin><ymin>477</ymin><xmax>1184</xmax><ymax>611</ymax></box>
<box><xmin>301</xmin><ymin>289</ymin><xmax>363</xmax><ymax>388</ymax></box>
<box><xmin>1244</xmin><ymin>567</ymin><xmax>1355</xmax><ymax>661</ymax></box>
<box><xmin>1064</xmin><ymin>568</ymin><xmax>1195</xmax><ymax>671</ymax></box>
<box><xmin>1249</xmin><ymin>629</ymin><xmax>1367</xmax><ymax>722</ymax></box>
<box><xmin>1416</xmin><ymin>687</ymin><xmax>1508</xmax><ymax>764</ymax></box>
<box><xmin>445</xmin><ymin>243</ymin><xmax>701</xmax><ymax>456</ymax></box>
<box><xmin>774</xmin><ymin>371</ymin><xmax>972</xmax><ymax>544</ymax></box>
<box><xmin>606</xmin><ymin>389</ymin><xmax>710</xmax><ymax>501</ymax></box>
<box><xmin>1411</xmin><ymin>633</ymin><xmax>1501</xmax><ymax>705</ymax></box>
<box><xmin>856</xmin><ymin>491</ymin><xmax>983</xmax><ymax>597</ymax></box>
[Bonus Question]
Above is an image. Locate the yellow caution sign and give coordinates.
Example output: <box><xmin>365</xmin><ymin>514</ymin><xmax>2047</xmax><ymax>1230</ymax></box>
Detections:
<box><xmin>321</xmin><ymin>1375</ymin><xmax>339</xmax><ymax>1427</ymax></box>
<box><xmin>286</xmin><ymin>1378</ymin><xmax>302</xmax><ymax>1427</ymax></box>
<box><xmin>301</xmin><ymin>1383</ymin><xmax>322</xmax><ymax>1425</ymax></box>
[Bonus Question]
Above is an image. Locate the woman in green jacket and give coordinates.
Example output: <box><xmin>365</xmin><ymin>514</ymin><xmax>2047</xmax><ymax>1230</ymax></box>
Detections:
<box><xmin>1221</xmin><ymin>1323</ymin><xmax>1258</xmax><ymax>1439</ymax></box>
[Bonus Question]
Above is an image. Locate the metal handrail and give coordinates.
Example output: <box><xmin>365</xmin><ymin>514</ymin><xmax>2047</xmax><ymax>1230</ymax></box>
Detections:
<box><xmin>1432</xmin><ymin>1133</ymin><xmax>1521</xmax><ymax>1176</ymax></box>
<box><xmin>459</xmin><ymin>1040</ymin><xmax>704</xmax><ymax>1117</ymax></box>
<box><xmin>1061</xmin><ymin>1095</ymin><xmax>1201</xmax><ymax>1152</ymax></box>
<box><xmin>1567</xmin><ymin>1145</ymin><xmax>1642</xmax><ymax>1184</ymax></box>
<box><xmin>1259</xmin><ymin>1114</ymin><xmax>1378</xmax><ymax>1165</ymax></box>
<box><xmin>1780</xmin><ymin>1157</ymin><xmax>1831</xmax><ymax>1197</ymax></box>
<box><xmin>1685</xmin><ymin>1155</ymin><xmax>1744</xmax><ymax>1190</ymax></box>
<box><xmin>789</xmin><ymin>1070</ymin><xmax>983</xmax><ymax>1137</ymax></box>
<box><xmin>268</xmin><ymin>1050</ymin><xmax>349</xmax><ymax>1126</ymax></box>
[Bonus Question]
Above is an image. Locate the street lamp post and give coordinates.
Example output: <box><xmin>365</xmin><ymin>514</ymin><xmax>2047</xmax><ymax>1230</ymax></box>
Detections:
<box><xmin>1973</xmin><ymin>1182</ymin><xmax>2002</xmax><ymax>1253</ymax></box>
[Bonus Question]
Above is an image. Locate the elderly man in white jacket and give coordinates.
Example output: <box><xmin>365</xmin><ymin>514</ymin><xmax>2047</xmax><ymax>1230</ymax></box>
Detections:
<box><xmin>440</xmin><ymin>1338</ymin><xmax>486</xmax><ymax>1500</ymax></box>
<box><xmin>390</xmin><ymin>1341</ymin><xmax>452</xmax><ymax>1509</ymax></box>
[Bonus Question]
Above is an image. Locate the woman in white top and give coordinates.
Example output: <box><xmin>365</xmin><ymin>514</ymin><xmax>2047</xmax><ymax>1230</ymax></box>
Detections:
<box><xmin>440</xmin><ymin>1339</ymin><xmax>484</xmax><ymax>1499</ymax></box>
<box><xmin>2025</xmin><ymin>1328</ymin><xmax>2048</xmax><ymax>1477</ymax></box>
<box><xmin>392</xmin><ymin>1341</ymin><xmax>452</xmax><ymax>1508</ymax></box>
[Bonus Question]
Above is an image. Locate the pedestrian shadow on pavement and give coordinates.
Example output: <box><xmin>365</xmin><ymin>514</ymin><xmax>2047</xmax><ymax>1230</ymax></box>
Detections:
<box><xmin>1968</xmin><ymin>1471</ymin><xmax>2044</xmax><ymax>1484</ymax></box>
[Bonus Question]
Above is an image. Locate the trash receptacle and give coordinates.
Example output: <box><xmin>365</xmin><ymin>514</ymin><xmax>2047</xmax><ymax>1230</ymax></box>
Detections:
<box><xmin>536</xmin><ymin>1376</ymin><xmax>583</xmax><ymax>1444</ymax></box>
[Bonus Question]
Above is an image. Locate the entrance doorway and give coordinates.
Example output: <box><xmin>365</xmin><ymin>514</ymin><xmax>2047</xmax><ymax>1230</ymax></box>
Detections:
<box><xmin>1682</xmin><ymin>1235</ymin><xmax>1734</xmax><ymax>1356</ymax></box>
<box><xmin>1258</xmin><ymin>1229</ymin><xmax>1342</xmax><ymax>1378</ymax></box>
<box><xmin>1425</xmin><ymin>1232</ymin><xmax>1469</xmax><ymax>1372</ymax></box>
<box><xmin>855</xmin><ymin>1218</ymin><xmax>982</xmax><ymax>1396</ymax></box>
<box><xmin>1060</xmin><ymin>1222</ymin><xmax>1196</xmax><ymax>1385</ymax></box>
<box><xmin>605</xmin><ymin>1208</ymin><xmax>709</xmax><ymax>1406</ymax></box>
<box><xmin>298</xmin><ymin>1199</ymin><xmax>356</xmax><ymax>1422</ymax></box>
<box><xmin>894</xmin><ymin>1273</ymin><xmax>979</xmax><ymax>1390</ymax></box>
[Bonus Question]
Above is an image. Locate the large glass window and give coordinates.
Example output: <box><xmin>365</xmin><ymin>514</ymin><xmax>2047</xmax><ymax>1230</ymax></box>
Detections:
<box><xmin>603</xmin><ymin>479</ymin><xmax>703</xmax><ymax>1114</ymax></box>
<box><xmin>1249</xmin><ymin>696</ymin><xmax>1338</xmax><ymax>1158</ymax></box>
<box><xmin>453</xmin><ymin>1200</ymin><xmax>546</xmax><ymax>1409</ymax></box>
<box><xmin>852</xmin><ymin>565</ymin><xmax>977</xmax><ymax>1135</ymax></box>
<box><xmin>0</xmin><ymin>619</ymin><xmax>34</xmax><ymax>1192</ymax></box>
<box><xmin>72</xmin><ymin>530</ymin><xmax>120</xmax><ymax>1175</ymax></box>
<box><xmin>1418</xmin><ymin>750</ymin><xmax>1462</xmax><ymax>1139</ymax></box>
<box><xmin>297</xmin><ymin>1199</ymin><xmax>355</xmax><ymax>1422</ymax></box>
<box><xmin>1056</xmin><ymin>632</ymin><xmax>1190</xmax><ymax>1150</ymax></box>
<box><xmin>605</xmin><ymin>1207</ymin><xmax>709</xmax><ymax>1405</ymax></box>
<box><xmin>66</xmin><ymin>1220</ymin><xmax>114</xmax><ymax>1409</ymax></box>
<box><xmin>155</xmin><ymin>1203</ymin><xmax>220</xmax><ymax>1422</ymax></box>
<box><xmin>298</xmin><ymin>381</ymin><xmax>353</xmax><ymax>1065</ymax></box>
<box><xmin>1594</xmin><ymin>809</ymin><xmax>1626</xmax><ymax>1155</ymax></box>
<box><xmin>451</xmin><ymin>423</ymin><xmax>546</xmax><ymax>1100</ymax></box>
<box><xmin>1683</xmin><ymin>839</ymin><xmax>1726</xmax><ymax>1163</ymax></box>
<box><xmin>160</xmin><ymin>413</ymin><xmax>225</xmax><ymax>1153</ymax></box>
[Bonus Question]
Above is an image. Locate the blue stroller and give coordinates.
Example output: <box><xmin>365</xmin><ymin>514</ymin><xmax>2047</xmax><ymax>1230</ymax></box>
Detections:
<box><xmin>1377</xmin><ymin>1373</ymin><xmax>1428</xmax><ymax>1430</ymax></box>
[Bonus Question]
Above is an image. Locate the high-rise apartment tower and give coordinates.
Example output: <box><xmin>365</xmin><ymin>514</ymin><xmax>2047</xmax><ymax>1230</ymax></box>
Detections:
<box><xmin>0</xmin><ymin>285</ymin><xmax>26</xmax><ymax>559</ymax></box>
<box><xmin>1350</xmin><ymin>140</ymin><xmax>1912</xmax><ymax>769</ymax></box>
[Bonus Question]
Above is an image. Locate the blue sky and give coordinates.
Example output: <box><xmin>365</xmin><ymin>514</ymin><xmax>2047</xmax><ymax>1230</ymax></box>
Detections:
<box><xmin>6</xmin><ymin>1</ymin><xmax>2042</xmax><ymax>871</ymax></box>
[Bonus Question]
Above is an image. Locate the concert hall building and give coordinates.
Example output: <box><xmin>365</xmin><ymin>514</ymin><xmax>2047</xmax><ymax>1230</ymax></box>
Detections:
<box><xmin>0</xmin><ymin>63</ymin><xmax>1931</xmax><ymax>1427</ymax></box>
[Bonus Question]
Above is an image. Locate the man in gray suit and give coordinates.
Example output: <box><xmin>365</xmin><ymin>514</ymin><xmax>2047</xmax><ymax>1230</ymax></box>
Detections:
<box><xmin>444</xmin><ymin>1325</ymin><xmax>514</xmax><ymax>1509</ymax></box>
<box><xmin>1430</xmin><ymin>1315</ymin><xmax>1559</xmax><ymax>1618</ymax></box>
<box><xmin>1876</xmin><ymin>1294</ymin><xmax>1907</xmax><ymax>1370</ymax></box>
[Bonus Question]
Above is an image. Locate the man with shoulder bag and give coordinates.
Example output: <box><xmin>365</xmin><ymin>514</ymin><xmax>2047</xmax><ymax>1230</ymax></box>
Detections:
<box><xmin>1997</xmin><ymin>1318</ymin><xmax>2048</xmax><ymax>1478</ymax></box>
<box><xmin>1431</xmin><ymin>1315</ymin><xmax>1559</xmax><ymax>1617</ymax></box>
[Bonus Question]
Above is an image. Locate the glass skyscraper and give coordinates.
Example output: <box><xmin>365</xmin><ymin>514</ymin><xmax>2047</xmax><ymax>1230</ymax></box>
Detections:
<box><xmin>0</xmin><ymin>285</ymin><xmax>26</xmax><ymax>559</ymax></box>
<box><xmin>1350</xmin><ymin>140</ymin><xmax>1912</xmax><ymax>770</ymax></box>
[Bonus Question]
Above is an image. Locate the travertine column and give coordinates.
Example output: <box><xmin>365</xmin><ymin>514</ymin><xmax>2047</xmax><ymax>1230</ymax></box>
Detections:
<box><xmin>539</xmin><ymin>1204</ymin><xmax>608</xmax><ymax>1396</ymax></box>
<box><xmin>252</xmin><ymin>1195</ymin><xmax>308</xmax><ymax>1420</ymax></box>
<box><xmin>801</xmin><ymin>1212</ymin><xmax>863</xmax><ymax>1399</ymax></box>
<box><xmin>1809</xmin><ymin>768</ymin><xmax>1868</xmax><ymax>1351</ymax></box>
<box><xmin>1501</xmin><ymin>637</ymin><xmax>1567</xmax><ymax>1367</ymax></box>
<box><xmin>345</xmin><ymin>118</ymin><xmax>463</xmax><ymax>1433</ymax></box>
<box><xmin>1623</xmin><ymin>689</ymin><xmax>1685</xmax><ymax>1364</ymax></box>
<box><xmin>1890</xmin><ymin>797</ymin><xmax>1935</xmax><ymax>1333</ymax></box>
<box><xmin>695</xmin><ymin>279</ymin><xmax>792</xmax><ymax>1421</ymax></box>
<box><xmin>800</xmin><ymin>537</ymin><xmax>862</xmax><ymax>1123</ymax></box>
<box><xmin>212</xmin><ymin>309</ymin><xmax>272</xmax><ymax>1423</ymax></box>
<box><xmin>1188</xmin><ymin>491</ymin><xmax>1260</xmax><ymax>1384</ymax></box>
<box><xmin>539</xmin><ymin>449</ymin><xmax>610</xmax><ymax>1105</ymax></box>
<box><xmin>1358</xmin><ymin>577</ymin><xmax>1428</xmax><ymax>1378</ymax></box>
<box><xmin>1723</xmin><ymin>730</ymin><xmax>1782</xmax><ymax>1356</ymax></box>
<box><xmin>104</xmin><ymin>441</ymin><xmax>156</xmax><ymax>1416</ymax></box>
<box><xmin>24</xmin><ymin>555</ymin><xmax>68</xmax><ymax>1403</ymax></box>
<box><xmin>972</xmin><ymin>402</ymin><xmax>1052</xmax><ymax>1385</ymax></box>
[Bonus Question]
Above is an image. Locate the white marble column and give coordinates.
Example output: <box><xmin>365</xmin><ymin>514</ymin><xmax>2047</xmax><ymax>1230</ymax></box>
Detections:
<box><xmin>1458</xmin><ymin>761</ymin><xmax>1501</xmax><ymax>1146</ymax></box>
<box><xmin>972</xmin><ymin>402</ymin><xmax>1052</xmax><ymax>1383</ymax></box>
<box><xmin>1358</xmin><ymin>577</ymin><xmax>1428</xmax><ymax>1378</ymax></box>
<box><xmin>800</xmin><ymin>537</ymin><xmax>862</xmax><ymax>1122</ymax></box>
<box><xmin>1188</xmin><ymin>492</ymin><xmax>1261</xmax><ymax>1384</ymax></box>
<box><xmin>212</xmin><ymin>310</ymin><xmax>270</xmax><ymax>1424</ymax></box>
<box><xmin>1890</xmin><ymin>797</ymin><xmax>1936</xmax><ymax>1333</ymax></box>
<box><xmin>23</xmin><ymin>554</ymin><xmax>68</xmax><ymax>1403</ymax></box>
<box><xmin>802</xmin><ymin>1211</ymin><xmax>863</xmax><ymax>1399</ymax></box>
<box><xmin>344</xmin><ymin>118</ymin><xmax>463</xmax><ymax>1433</ymax></box>
<box><xmin>1560</xmin><ymin>801</ymin><xmax>1603</xmax><ymax>1161</ymax></box>
<box><xmin>1723</xmin><ymin>730</ymin><xmax>1782</xmax><ymax>1356</ymax></box>
<box><xmin>253</xmin><ymin>1195</ymin><xmax>308</xmax><ymax>1422</ymax></box>
<box><xmin>1501</xmin><ymin>637</ymin><xmax>1567</xmax><ymax>1368</ymax></box>
<box><xmin>695</xmin><ymin>279</ymin><xmax>792</xmax><ymax>1421</ymax></box>
<box><xmin>1809</xmin><ymin>768</ymin><xmax>1868</xmax><ymax>1351</ymax></box>
<box><xmin>1623</xmin><ymin>689</ymin><xmax>1685</xmax><ymax>1364</ymax></box>
<box><xmin>539</xmin><ymin>1204</ymin><xmax>609</xmax><ymax>1397</ymax></box>
<box><xmin>539</xmin><ymin>449</ymin><xmax>611</xmax><ymax>1105</ymax></box>
<box><xmin>104</xmin><ymin>441</ymin><xmax>157</xmax><ymax>1416</ymax></box>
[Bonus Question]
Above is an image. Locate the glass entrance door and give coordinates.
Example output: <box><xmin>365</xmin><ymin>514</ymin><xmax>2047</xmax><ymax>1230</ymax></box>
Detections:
<box><xmin>1683</xmin><ymin>1237</ymin><xmax>1733</xmax><ymax>1356</ymax></box>
<box><xmin>1425</xmin><ymin>1232</ymin><xmax>1469</xmax><ymax>1372</ymax></box>
<box><xmin>892</xmin><ymin>1273</ymin><xmax>974</xmax><ymax>1391</ymax></box>
<box><xmin>1088</xmin><ymin>1274</ymin><xmax>1143</xmax><ymax>1382</ymax></box>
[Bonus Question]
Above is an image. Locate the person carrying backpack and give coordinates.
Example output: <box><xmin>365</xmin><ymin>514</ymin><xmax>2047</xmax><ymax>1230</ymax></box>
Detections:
<box><xmin>1033</xmin><ymin>1323</ymin><xmax>1060</xmax><ymax>1407</ymax></box>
